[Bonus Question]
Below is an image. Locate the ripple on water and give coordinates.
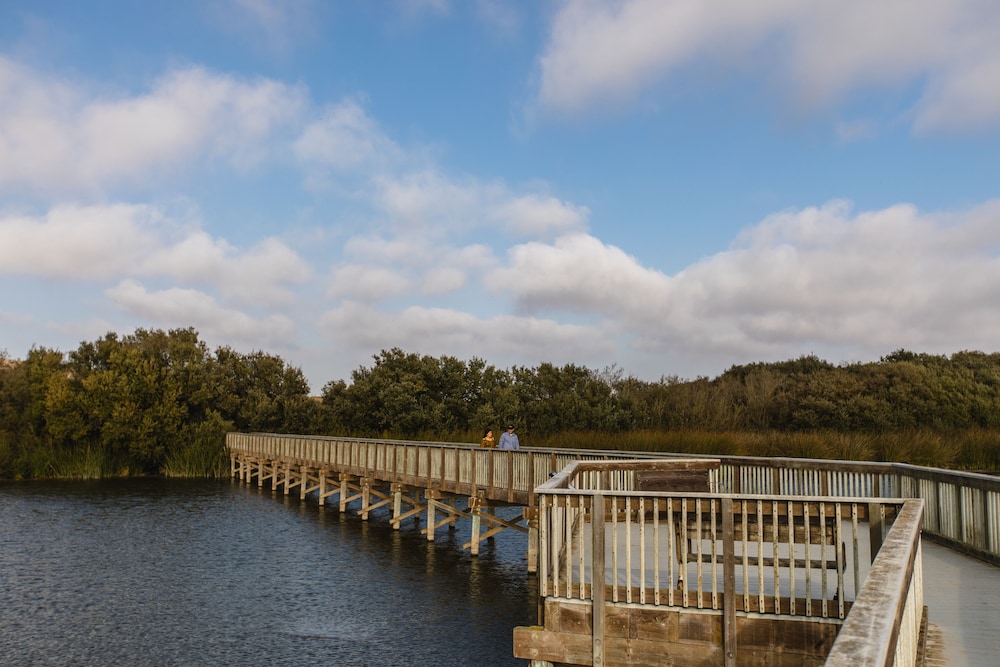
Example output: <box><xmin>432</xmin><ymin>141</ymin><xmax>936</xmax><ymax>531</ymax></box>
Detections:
<box><xmin>0</xmin><ymin>479</ymin><xmax>535</xmax><ymax>667</ymax></box>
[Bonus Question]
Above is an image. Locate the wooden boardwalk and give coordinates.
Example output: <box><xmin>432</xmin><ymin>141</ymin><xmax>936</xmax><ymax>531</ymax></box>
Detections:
<box><xmin>228</xmin><ymin>433</ymin><xmax>1000</xmax><ymax>666</ymax></box>
<box><xmin>922</xmin><ymin>539</ymin><xmax>1000</xmax><ymax>666</ymax></box>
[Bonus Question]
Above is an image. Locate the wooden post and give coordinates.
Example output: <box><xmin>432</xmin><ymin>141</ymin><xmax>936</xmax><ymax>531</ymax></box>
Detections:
<box><xmin>525</xmin><ymin>506</ymin><xmax>539</xmax><ymax>573</ymax></box>
<box><xmin>318</xmin><ymin>472</ymin><xmax>326</xmax><ymax>506</ymax></box>
<box><xmin>361</xmin><ymin>478</ymin><xmax>371</xmax><ymax>520</ymax></box>
<box><xmin>393</xmin><ymin>484</ymin><xmax>403</xmax><ymax>530</ymax></box>
<box><xmin>592</xmin><ymin>494</ymin><xmax>606</xmax><ymax>667</ymax></box>
<box><xmin>869</xmin><ymin>501</ymin><xmax>884</xmax><ymax>561</ymax></box>
<box><xmin>426</xmin><ymin>489</ymin><xmax>437</xmax><ymax>542</ymax></box>
<box><xmin>470</xmin><ymin>501</ymin><xmax>482</xmax><ymax>555</ymax></box>
<box><xmin>722</xmin><ymin>497</ymin><xmax>736</xmax><ymax>667</ymax></box>
<box><xmin>340</xmin><ymin>474</ymin><xmax>351</xmax><ymax>513</ymax></box>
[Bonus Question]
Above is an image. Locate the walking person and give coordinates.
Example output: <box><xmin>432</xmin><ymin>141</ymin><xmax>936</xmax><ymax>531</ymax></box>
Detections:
<box><xmin>480</xmin><ymin>428</ymin><xmax>495</xmax><ymax>448</ymax></box>
<box><xmin>498</xmin><ymin>424</ymin><xmax>520</xmax><ymax>450</ymax></box>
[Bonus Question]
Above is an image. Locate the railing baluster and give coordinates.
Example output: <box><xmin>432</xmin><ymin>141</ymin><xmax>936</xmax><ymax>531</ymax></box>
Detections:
<box><xmin>625</xmin><ymin>496</ymin><xmax>633</xmax><ymax>604</ymax></box>
<box><xmin>639</xmin><ymin>497</ymin><xmax>647</xmax><ymax>605</ymax></box>
<box><xmin>805</xmin><ymin>501</ymin><xmax>813</xmax><ymax>617</ymax></box>
<box><xmin>653</xmin><ymin>498</ymin><xmax>661</xmax><ymax>606</ymax></box>
<box><xmin>695</xmin><ymin>498</ymin><xmax>703</xmax><ymax>608</ymax></box>
<box><xmin>611</xmin><ymin>496</ymin><xmax>619</xmax><ymax>603</ymax></box>
<box><xmin>788</xmin><ymin>500</ymin><xmax>796</xmax><ymax>616</ymax></box>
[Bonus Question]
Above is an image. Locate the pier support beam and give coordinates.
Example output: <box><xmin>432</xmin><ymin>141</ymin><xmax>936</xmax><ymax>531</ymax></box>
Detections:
<box><xmin>393</xmin><ymin>484</ymin><xmax>404</xmax><ymax>529</ymax></box>
<box><xmin>470</xmin><ymin>497</ymin><xmax>483</xmax><ymax>556</ymax></box>
<box><xmin>389</xmin><ymin>485</ymin><xmax>425</xmax><ymax>529</ymax></box>
<box><xmin>425</xmin><ymin>489</ymin><xmax>440</xmax><ymax>541</ymax></box>
<box><xmin>525</xmin><ymin>506</ymin><xmax>539</xmax><ymax>573</ymax></box>
<box><xmin>340</xmin><ymin>474</ymin><xmax>354</xmax><ymax>512</ymax></box>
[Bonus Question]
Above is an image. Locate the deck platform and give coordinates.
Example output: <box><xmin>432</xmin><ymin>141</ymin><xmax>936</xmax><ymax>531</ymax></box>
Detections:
<box><xmin>922</xmin><ymin>540</ymin><xmax>1000</xmax><ymax>666</ymax></box>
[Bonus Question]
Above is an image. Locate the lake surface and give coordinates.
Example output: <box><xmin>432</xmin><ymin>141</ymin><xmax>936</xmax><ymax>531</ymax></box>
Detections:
<box><xmin>0</xmin><ymin>479</ymin><xmax>537</xmax><ymax>666</ymax></box>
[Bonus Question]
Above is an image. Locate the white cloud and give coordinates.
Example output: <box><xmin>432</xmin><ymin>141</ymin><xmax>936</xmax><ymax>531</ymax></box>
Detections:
<box><xmin>422</xmin><ymin>266</ymin><xmax>466</xmax><ymax>294</ymax></box>
<box><xmin>0</xmin><ymin>58</ymin><xmax>306</xmax><ymax>193</ymax></box>
<box><xmin>328</xmin><ymin>236</ymin><xmax>493</xmax><ymax>301</ymax></box>
<box><xmin>0</xmin><ymin>203</ymin><xmax>309</xmax><ymax>306</ymax></box>
<box><xmin>535</xmin><ymin>0</ymin><xmax>1000</xmax><ymax>131</ymax></box>
<box><xmin>294</xmin><ymin>97</ymin><xmax>401</xmax><ymax>172</ymax></box>
<box><xmin>373</xmin><ymin>170</ymin><xmax>482</xmax><ymax>228</ymax></box>
<box><xmin>484</xmin><ymin>200</ymin><xmax>1000</xmax><ymax>365</ymax></box>
<box><xmin>293</xmin><ymin>98</ymin><xmax>589</xmax><ymax>240</ymax></box>
<box><xmin>491</xmin><ymin>193</ymin><xmax>590</xmax><ymax>236</ymax></box>
<box><xmin>487</xmin><ymin>233</ymin><xmax>671</xmax><ymax>318</ymax></box>
<box><xmin>914</xmin><ymin>50</ymin><xmax>1000</xmax><ymax>132</ymax></box>
<box><xmin>327</xmin><ymin>264</ymin><xmax>411</xmax><ymax>300</ymax></box>
<box><xmin>319</xmin><ymin>300</ymin><xmax>614</xmax><ymax>364</ymax></box>
<box><xmin>143</xmin><ymin>234</ymin><xmax>310</xmax><ymax>307</ymax></box>
<box><xmin>0</xmin><ymin>203</ymin><xmax>164</xmax><ymax>279</ymax></box>
<box><xmin>107</xmin><ymin>279</ymin><xmax>296</xmax><ymax>346</ymax></box>
<box><xmin>372</xmin><ymin>171</ymin><xmax>589</xmax><ymax>237</ymax></box>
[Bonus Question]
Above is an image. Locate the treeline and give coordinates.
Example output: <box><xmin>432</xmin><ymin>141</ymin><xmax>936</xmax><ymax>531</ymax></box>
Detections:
<box><xmin>0</xmin><ymin>328</ymin><xmax>323</xmax><ymax>479</ymax></box>
<box><xmin>3</xmin><ymin>328</ymin><xmax>1000</xmax><ymax>479</ymax></box>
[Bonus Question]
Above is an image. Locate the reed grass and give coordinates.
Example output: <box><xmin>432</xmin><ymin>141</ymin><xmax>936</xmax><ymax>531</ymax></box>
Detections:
<box><xmin>163</xmin><ymin>442</ymin><xmax>228</xmax><ymax>478</ymax></box>
<box><xmin>528</xmin><ymin>428</ymin><xmax>1000</xmax><ymax>472</ymax></box>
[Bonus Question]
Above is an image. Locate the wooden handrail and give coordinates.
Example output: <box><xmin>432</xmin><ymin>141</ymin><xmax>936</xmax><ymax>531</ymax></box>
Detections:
<box><xmin>823</xmin><ymin>499</ymin><xmax>924</xmax><ymax>667</ymax></box>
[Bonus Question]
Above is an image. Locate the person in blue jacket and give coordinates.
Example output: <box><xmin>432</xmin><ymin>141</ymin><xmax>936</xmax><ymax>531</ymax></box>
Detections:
<box><xmin>498</xmin><ymin>424</ymin><xmax>520</xmax><ymax>450</ymax></box>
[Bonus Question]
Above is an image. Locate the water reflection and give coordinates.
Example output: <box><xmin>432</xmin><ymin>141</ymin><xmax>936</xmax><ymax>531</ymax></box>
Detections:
<box><xmin>0</xmin><ymin>479</ymin><xmax>536</xmax><ymax>667</ymax></box>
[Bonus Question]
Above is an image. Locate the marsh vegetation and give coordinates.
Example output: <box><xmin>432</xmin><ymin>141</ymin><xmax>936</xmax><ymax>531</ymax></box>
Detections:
<box><xmin>3</xmin><ymin>329</ymin><xmax>1000</xmax><ymax>478</ymax></box>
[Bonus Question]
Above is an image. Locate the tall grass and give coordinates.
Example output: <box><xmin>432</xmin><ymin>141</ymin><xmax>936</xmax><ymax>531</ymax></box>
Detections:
<box><xmin>163</xmin><ymin>416</ymin><xmax>232</xmax><ymax>478</ymax></box>
<box><xmin>528</xmin><ymin>428</ymin><xmax>1000</xmax><ymax>471</ymax></box>
<box><xmin>39</xmin><ymin>445</ymin><xmax>126</xmax><ymax>479</ymax></box>
<box><xmin>163</xmin><ymin>442</ymin><xmax>228</xmax><ymax>478</ymax></box>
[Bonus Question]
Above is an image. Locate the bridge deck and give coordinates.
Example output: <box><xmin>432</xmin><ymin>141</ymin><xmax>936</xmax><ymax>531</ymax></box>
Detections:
<box><xmin>922</xmin><ymin>540</ymin><xmax>1000</xmax><ymax>666</ymax></box>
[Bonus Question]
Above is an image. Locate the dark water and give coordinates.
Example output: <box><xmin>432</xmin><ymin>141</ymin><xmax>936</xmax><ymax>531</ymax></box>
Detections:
<box><xmin>0</xmin><ymin>479</ymin><xmax>537</xmax><ymax>666</ymax></box>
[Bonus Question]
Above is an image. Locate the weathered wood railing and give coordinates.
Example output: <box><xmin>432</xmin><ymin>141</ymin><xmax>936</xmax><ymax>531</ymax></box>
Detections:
<box><xmin>825</xmin><ymin>500</ymin><xmax>924</xmax><ymax>667</ymax></box>
<box><xmin>517</xmin><ymin>459</ymin><xmax>924</xmax><ymax>667</ymax></box>
<box><xmin>227</xmin><ymin>432</ymin><xmax>1000</xmax><ymax>566</ymax></box>
<box><xmin>538</xmin><ymin>460</ymin><xmax>895</xmax><ymax>619</ymax></box>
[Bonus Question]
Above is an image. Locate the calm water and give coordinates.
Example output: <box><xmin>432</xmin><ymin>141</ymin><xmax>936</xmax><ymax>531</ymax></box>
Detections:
<box><xmin>0</xmin><ymin>479</ymin><xmax>536</xmax><ymax>666</ymax></box>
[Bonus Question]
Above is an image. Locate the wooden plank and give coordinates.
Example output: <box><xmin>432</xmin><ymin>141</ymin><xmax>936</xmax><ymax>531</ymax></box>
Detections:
<box><xmin>576</xmin><ymin>459</ymin><xmax>721</xmax><ymax>474</ymax></box>
<box><xmin>592</xmin><ymin>494</ymin><xmax>606</xmax><ymax>667</ymax></box>
<box><xmin>513</xmin><ymin>626</ymin><xmax>725</xmax><ymax>667</ymax></box>
<box><xmin>636</xmin><ymin>469</ymin><xmax>712</xmax><ymax>492</ymax></box>
<box><xmin>722</xmin><ymin>497</ymin><xmax>736</xmax><ymax>667</ymax></box>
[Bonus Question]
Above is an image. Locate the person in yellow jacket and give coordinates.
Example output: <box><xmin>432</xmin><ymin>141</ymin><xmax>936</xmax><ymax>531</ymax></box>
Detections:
<box><xmin>480</xmin><ymin>429</ymin><xmax>495</xmax><ymax>448</ymax></box>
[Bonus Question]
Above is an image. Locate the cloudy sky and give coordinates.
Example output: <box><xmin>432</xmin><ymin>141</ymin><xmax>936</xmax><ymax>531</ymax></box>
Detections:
<box><xmin>2</xmin><ymin>0</ymin><xmax>1000</xmax><ymax>392</ymax></box>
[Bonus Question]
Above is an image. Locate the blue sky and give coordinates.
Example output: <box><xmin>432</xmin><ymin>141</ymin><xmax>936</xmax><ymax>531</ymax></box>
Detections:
<box><xmin>3</xmin><ymin>0</ymin><xmax>1000</xmax><ymax>393</ymax></box>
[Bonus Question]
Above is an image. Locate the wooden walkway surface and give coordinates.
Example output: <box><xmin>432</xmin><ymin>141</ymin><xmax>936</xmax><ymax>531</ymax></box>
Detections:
<box><xmin>922</xmin><ymin>540</ymin><xmax>1000</xmax><ymax>666</ymax></box>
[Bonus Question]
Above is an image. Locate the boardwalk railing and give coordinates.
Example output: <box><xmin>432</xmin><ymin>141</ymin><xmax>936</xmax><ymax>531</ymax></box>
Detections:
<box><xmin>825</xmin><ymin>500</ymin><xmax>924</xmax><ymax>667</ymax></box>
<box><xmin>512</xmin><ymin>458</ymin><xmax>923</xmax><ymax>667</ymax></box>
<box><xmin>227</xmin><ymin>432</ymin><xmax>1000</xmax><ymax>565</ymax></box>
<box><xmin>518</xmin><ymin>458</ymin><xmax>924</xmax><ymax>667</ymax></box>
<box><xmin>535</xmin><ymin>460</ymin><xmax>902</xmax><ymax>620</ymax></box>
